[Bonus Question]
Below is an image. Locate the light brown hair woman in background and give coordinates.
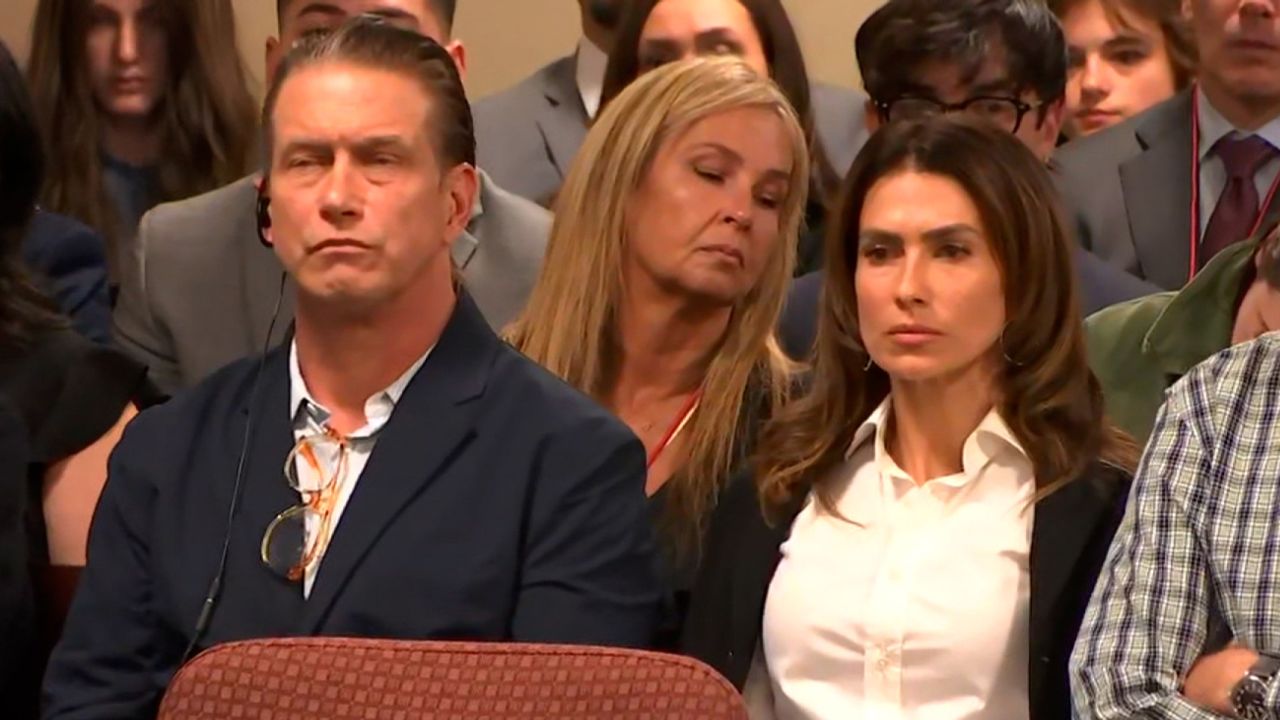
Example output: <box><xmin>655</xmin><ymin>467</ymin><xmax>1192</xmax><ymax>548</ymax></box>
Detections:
<box><xmin>27</xmin><ymin>0</ymin><xmax>258</xmax><ymax>283</ymax></box>
<box><xmin>1052</xmin><ymin>0</ymin><xmax>1196</xmax><ymax>137</ymax></box>
<box><xmin>682</xmin><ymin>117</ymin><xmax>1139</xmax><ymax>720</ymax></box>
<box><xmin>507</xmin><ymin>56</ymin><xmax>809</xmax><ymax>647</ymax></box>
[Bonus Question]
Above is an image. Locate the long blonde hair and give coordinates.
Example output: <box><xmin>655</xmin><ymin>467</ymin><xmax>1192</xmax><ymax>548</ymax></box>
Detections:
<box><xmin>507</xmin><ymin>57</ymin><xmax>810</xmax><ymax>556</ymax></box>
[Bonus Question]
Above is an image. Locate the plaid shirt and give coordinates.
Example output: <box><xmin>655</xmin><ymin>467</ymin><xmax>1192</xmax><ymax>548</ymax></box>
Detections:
<box><xmin>1070</xmin><ymin>333</ymin><xmax>1280</xmax><ymax>719</ymax></box>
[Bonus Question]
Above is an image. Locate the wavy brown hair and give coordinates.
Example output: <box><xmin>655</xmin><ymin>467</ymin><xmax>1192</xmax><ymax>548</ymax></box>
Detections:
<box><xmin>758</xmin><ymin>116</ymin><xmax>1139</xmax><ymax>514</ymax></box>
<box><xmin>27</xmin><ymin>0</ymin><xmax>258</xmax><ymax>273</ymax></box>
<box><xmin>508</xmin><ymin>57</ymin><xmax>810</xmax><ymax>558</ymax></box>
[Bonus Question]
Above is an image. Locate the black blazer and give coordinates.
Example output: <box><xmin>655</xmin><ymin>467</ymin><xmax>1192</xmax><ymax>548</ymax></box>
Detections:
<box><xmin>680</xmin><ymin>459</ymin><xmax>1132</xmax><ymax>720</ymax></box>
<box><xmin>0</xmin><ymin>398</ymin><xmax>34</xmax><ymax>717</ymax></box>
<box><xmin>44</xmin><ymin>293</ymin><xmax>661</xmax><ymax>719</ymax></box>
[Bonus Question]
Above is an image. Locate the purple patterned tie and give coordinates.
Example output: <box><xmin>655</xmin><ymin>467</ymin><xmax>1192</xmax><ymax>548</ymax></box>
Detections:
<box><xmin>1200</xmin><ymin>135</ymin><xmax>1280</xmax><ymax>270</ymax></box>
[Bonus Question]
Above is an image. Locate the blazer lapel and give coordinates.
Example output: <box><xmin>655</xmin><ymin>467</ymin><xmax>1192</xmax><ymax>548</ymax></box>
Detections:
<box><xmin>1027</xmin><ymin>470</ymin><xmax>1122</xmax><ymax>709</ymax></box>
<box><xmin>299</xmin><ymin>293</ymin><xmax>495</xmax><ymax>632</ymax></box>
<box><xmin>204</xmin><ymin>347</ymin><xmax>306</xmax><ymax>644</ymax></box>
<box><xmin>1119</xmin><ymin>92</ymin><xmax>1195</xmax><ymax>290</ymax></box>
<box><xmin>537</xmin><ymin>55</ymin><xmax>590</xmax><ymax>184</ymax></box>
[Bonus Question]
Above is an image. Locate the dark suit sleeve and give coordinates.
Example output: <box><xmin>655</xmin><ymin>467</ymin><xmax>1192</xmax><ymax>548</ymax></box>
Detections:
<box><xmin>512</xmin><ymin>413</ymin><xmax>660</xmax><ymax>648</ymax></box>
<box><xmin>1075</xmin><ymin>247</ymin><xmax>1162</xmax><ymax>316</ymax></box>
<box><xmin>112</xmin><ymin>209</ymin><xmax>180</xmax><ymax>397</ymax></box>
<box><xmin>43</xmin><ymin>419</ymin><xmax>171</xmax><ymax>719</ymax></box>
<box><xmin>21</xmin><ymin>213</ymin><xmax>112</xmax><ymax>345</ymax></box>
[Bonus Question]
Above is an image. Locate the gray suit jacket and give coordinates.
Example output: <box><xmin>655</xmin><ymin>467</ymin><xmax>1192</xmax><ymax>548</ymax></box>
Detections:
<box><xmin>113</xmin><ymin>170</ymin><xmax>550</xmax><ymax>396</ymax></box>
<box><xmin>474</xmin><ymin>52</ymin><xmax>871</xmax><ymax>206</ymax></box>
<box><xmin>1054</xmin><ymin>90</ymin><xmax>1280</xmax><ymax>291</ymax></box>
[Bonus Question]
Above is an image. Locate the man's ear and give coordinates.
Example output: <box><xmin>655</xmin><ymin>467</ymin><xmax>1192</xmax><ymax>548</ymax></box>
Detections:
<box><xmin>265</xmin><ymin>36</ymin><xmax>283</xmax><ymax>85</ymax></box>
<box><xmin>864</xmin><ymin>97</ymin><xmax>882</xmax><ymax>133</ymax></box>
<box><xmin>446</xmin><ymin>40</ymin><xmax>468</xmax><ymax>81</ymax></box>
<box><xmin>442</xmin><ymin>163</ymin><xmax>479</xmax><ymax>244</ymax></box>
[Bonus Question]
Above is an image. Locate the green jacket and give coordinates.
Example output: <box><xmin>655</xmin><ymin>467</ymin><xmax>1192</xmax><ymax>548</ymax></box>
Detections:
<box><xmin>1085</xmin><ymin>241</ymin><xmax>1255</xmax><ymax>444</ymax></box>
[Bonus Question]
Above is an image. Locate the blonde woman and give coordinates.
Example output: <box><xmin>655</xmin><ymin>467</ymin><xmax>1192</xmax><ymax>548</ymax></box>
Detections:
<box><xmin>507</xmin><ymin>56</ymin><xmax>809</xmax><ymax>646</ymax></box>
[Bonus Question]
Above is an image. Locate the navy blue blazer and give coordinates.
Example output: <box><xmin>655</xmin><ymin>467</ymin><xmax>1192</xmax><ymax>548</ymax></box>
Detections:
<box><xmin>21</xmin><ymin>211</ymin><xmax>112</xmax><ymax>344</ymax></box>
<box><xmin>777</xmin><ymin>248</ymin><xmax>1163</xmax><ymax>360</ymax></box>
<box><xmin>43</xmin><ymin>292</ymin><xmax>661</xmax><ymax>718</ymax></box>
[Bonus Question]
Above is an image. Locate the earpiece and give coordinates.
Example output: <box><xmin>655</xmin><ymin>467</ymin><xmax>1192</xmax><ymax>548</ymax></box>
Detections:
<box><xmin>256</xmin><ymin>188</ymin><xmax>273</xmax><ymax>248</ymax></box>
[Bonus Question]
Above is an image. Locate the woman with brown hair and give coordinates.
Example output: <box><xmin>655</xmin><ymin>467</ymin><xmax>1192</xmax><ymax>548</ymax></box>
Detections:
<box><xmin>600</xmin><ymin>0</ymin><xmax>865</xmax><ymax>276</ymax></box>
<box><xmin>1052</xmin><ymin>0</ymin><xmax>1196</xmax><ymax>137</ymax></box>
<box><xmin>27</xmin><ymin>0</ymin><xmax>258</xmax><ymax>284</ymax></box>
<box><xmin>681</xmin><ymin>117</ymin><xmax>1139</xmax><ymax>720</ymax></box>
<box><xmin>507</xmin><ymin>56</ymin><xmax>810</xmax><ymax>647</ymax></box>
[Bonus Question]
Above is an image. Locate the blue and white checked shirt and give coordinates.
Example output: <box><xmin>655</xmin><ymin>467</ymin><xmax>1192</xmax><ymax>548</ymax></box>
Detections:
<box><xmin>1070</xmin><ymin>333</ymin><xmax>1280</xmax><ymax>719</ymax></box>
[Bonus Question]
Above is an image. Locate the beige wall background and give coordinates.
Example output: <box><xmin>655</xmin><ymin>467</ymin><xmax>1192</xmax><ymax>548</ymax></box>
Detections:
<box><xmin>0</xmin><ymin>1</ymin><xmax>879</xmax><ymax>100</ymax></box>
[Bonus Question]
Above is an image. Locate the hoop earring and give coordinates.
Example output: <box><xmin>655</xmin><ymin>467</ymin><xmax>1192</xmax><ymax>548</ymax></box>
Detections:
<box><xmin>863</xmin><ymin>353</ymin><xmax>874</xmax><ymax>371</ymax></box>
<box><xmin>1000</xmin><ymin>328</ymin><xmax>1024</xmax><ymax>367</ymax></box>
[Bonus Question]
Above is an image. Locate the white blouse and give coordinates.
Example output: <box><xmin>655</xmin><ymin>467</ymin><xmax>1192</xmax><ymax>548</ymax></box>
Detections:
<box><xmin>753</xmin><ymin>400</ymin><xmax>1036</xmax><ymax>720</ymax></box>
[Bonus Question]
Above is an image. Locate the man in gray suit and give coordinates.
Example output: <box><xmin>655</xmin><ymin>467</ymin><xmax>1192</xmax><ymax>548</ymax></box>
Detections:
<box><xmin>1055</xmin><ymin>0</ymin><xmax>1280</xmax><ymax>291</ymax></box>
<box><xmin>114</xmin><ymin>0</ymin><xmax>550</xmax><ymax>396</ymax></box>
<box><xmin>474</xmin><ymin>0</ymin><xmax>870</xmax><ymax>208</ymax></box>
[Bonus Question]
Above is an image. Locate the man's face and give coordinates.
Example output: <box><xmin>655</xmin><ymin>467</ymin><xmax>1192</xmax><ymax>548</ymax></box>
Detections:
<box><xmin>264</xmin><ymin>61</ymin><xmax>475</xmax><ymax>313</ymax></box>
<box><xmin>865</xmin><ymin>50</ymin><xmax>1066</xmax><ymax>163</ymax></box>
<box><xmin>1185</xmin><ymin>0</ymin><xmax>1280</xmax><ymax>108</ymax></box>
<box><xmin>268</xmin><ymin>1</ymin><xmax>461</xmax><ymax>81</ymax></box>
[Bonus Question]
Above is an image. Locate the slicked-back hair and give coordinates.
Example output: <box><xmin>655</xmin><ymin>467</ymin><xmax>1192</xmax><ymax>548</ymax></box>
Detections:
<box><xmin>261</xmin><ymin>16</ymin><xmax>475</xmax><ymax>173</ymax></box>
<box><xmin>856</xmin><ymin>0</ymin><xmax>1068</xmax><ymax>112</ymax></box>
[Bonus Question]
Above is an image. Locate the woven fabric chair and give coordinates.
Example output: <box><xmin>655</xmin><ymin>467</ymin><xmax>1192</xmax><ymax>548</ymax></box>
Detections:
<box><xmin>158</xmin><ymin>637</ymin><xmax>748</xmax><ymax>719</ymax></box>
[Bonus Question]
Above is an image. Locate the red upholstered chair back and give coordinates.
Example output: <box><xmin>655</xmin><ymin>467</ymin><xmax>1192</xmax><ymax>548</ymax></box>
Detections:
<box><xmin>158</xmin><ymin>637</ymin><xmax>749</xmax><ymax>719</ymax></box>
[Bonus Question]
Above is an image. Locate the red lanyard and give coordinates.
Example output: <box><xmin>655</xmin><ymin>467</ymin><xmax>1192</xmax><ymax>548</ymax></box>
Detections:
<box><xmin>646</xmin><ymin>390</ymin><xmax>702</xmax><ymax>469</ymax></box>
<box><xmin>1188</xmin><ymin>87</ymin><xmax>1280</xmax><ymax>280</ymax></box>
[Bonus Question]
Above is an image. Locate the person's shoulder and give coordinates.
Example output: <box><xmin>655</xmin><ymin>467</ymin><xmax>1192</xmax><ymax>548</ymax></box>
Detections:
<box><xmin>134</xmin><ymin>176</ymin><xmax>258</xmax><ymax>282</ymax></box>
<box><xmin>809</xmin><ymin>82</ymin><xmax>867</xmax><ymax>111</ymax></box>
<box><xmin>144</xmin><ymin>175</ymin><xmax>256</xmax><ymax>227</ymax></box>
<box><xmin>485</xmin><ymin>342</ymin><xmax>630</xmax><ymax>439</ymax></box>
<box><xmin>1053</xmin><ymin>110</ymin><xmax>1150</xmax><ymax>176</ymax></box>
<box><xmin>473</xmin><ymin>55</ymin><xmax>573</xmax><ymax>119</ymax></box>
<box><xmin>477</xmin><ymin>172</ymin><xmax>553</xmax><ymax>234</ymax></box>
<box><xmin>1163</xmin><ymin>332</ymin><xmax>1280</xmax><ymax>429</ymax></box>
<box><xmin>1085</xmin><ymin>292</ymin><xmax>1175</xmax><ymax>352</ymax></box>
<box><xmin>131</xmin><ymin>352</ymin><xmax>264</xmax><ymax>428</ymax></box>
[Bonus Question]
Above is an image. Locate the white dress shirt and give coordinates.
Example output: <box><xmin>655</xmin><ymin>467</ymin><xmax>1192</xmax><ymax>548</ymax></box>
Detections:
<box><xmin>575</xmin><ymin>35</ymin><xmax>609</xmax><ymax>119</ymax></box>
<box><xmin>754</xmin><ymin>400</ymin><xmax>1036</xmax><ymax>720</ymax></box>
<box><xmin>1196</xmin><ymin>87</ymin><xmax>1280</xmax><ymax>237</ymax></box>
<box><xmin>288</xmin><ymin>341</ymin><xmax>432</xmax><ymax>597</ymax></box>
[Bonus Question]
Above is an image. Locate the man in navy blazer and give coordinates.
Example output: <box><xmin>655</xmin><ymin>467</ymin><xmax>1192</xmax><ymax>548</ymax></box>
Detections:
<box><xmin>43</xmin><ymin>20</ymin><xmax>658</xmax><ymax>718</ymax></box>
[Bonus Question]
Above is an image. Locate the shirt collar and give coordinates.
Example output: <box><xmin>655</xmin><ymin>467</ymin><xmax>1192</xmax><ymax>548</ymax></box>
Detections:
<box><xmin>847</xmin><ymin>398</ymin><xmax>1030</xmax><ymax>487</ymax></box>
<box><xmin>575</xmin><ymin>35</ymin><xmax>609</xmax><ymax>120</ymax></box>
<box><xmin>1197</xmin><ymin>86</ymin><xmax>1280</xmax><ymax>158</ymax></box>
<box><xmin>288</xmin><ymin>340</ymin><xmax>433</xmax><ymax>439</ymax></box>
